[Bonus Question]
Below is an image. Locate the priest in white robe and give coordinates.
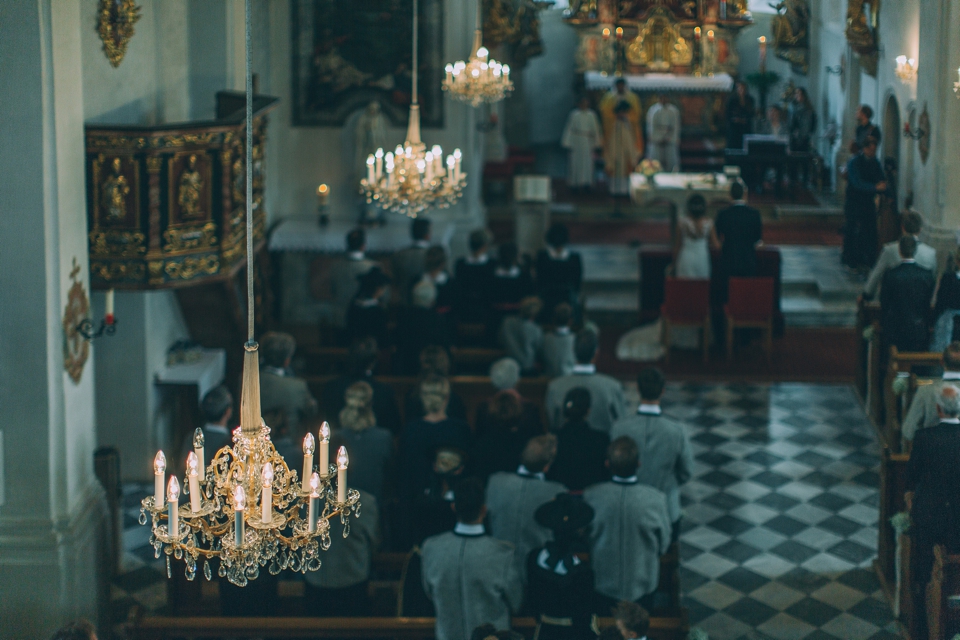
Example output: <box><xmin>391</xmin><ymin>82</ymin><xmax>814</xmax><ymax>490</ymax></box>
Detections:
<box><xmin>646</xmin><ymin>95</ymin><xmax>681</xmax><ymax>172</ymax></box>
<box><xmin>561</xmin><ymin>97</ymin><xmax>603</xmax><ymax>191</ymax></box>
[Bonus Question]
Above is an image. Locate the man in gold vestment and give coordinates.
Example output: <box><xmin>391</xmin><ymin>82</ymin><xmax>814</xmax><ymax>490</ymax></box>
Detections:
<box><xmin>600</xmin><ymin>79</ymin><xmax>643</xmax><ymax>196</ymax></box>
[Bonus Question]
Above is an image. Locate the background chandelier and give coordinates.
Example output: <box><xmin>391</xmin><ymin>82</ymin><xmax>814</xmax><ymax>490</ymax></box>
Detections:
<box><xmin>360</xmin><ymin>0</ymin><xmax>466</xmax><ymax>217</ymax></box>
<box><xmin>139</xmin><ymin>0</ymin><xmax>360</xmax><ymax>587</ymax></box>
<box><xmin>442</xmin><ymin>1</ymin><xmax>513</xmax><ymax>106</ymax></box>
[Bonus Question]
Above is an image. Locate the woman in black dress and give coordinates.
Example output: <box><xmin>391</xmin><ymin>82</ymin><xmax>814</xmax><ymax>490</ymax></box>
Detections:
<box><xmin>536</xmin><ymin>223</ymin><xmax>583</xmax><ymax>321</ymax></box>
<box><xmin>547</xmin><ymin>388</ymin><xmax>610</xmax><ymax>492</ymax></box>
<box><xmin>725</xmin><ymin>81</ymin><xmax>756</xmax><ymax>150</ymax></box>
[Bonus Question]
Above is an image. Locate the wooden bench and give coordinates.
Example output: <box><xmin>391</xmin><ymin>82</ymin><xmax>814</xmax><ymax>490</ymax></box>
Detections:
<box><xmin>299</xmin><ymin>347</ymin><xmax>508</xmax><ymax>377</ymax></box>
<box><xmin>882</xmin><ymin>347</ymin><xmax>942</xmax><ymax>450</ymax></box>
<box><xmin>927</xmin><ymin>545</ymin><xmax>960</xmax><ymax>640</ymax></box>
<box><xmin>876</xmin><ymin>447</ymin><xmax>910</xmax><ymax>594</ymax></box>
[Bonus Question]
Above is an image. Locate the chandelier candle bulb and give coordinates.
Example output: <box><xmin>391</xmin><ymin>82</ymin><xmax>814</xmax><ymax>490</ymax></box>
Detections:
<box><xmin>167</xmin><ymin>476</ymin><xmax>180</xmax><ymax>536</ymax></box>
<box><xmin>186</xmin><ymin>452</ymin><xmax>201</xmax><ymax>513</ymax></box>
<box><xmin>261</xmin><ymin>462</ymin><xmax>274</xmax><ymax>524</ymax></box>
<box><xmin>192</xmin><ymin>428</ymin><xmax>205</xmax><ymax>481</ymax></box>
<box><xmin>105</xmin><ymin>289</ymin><xmax>115</xmax><ymax>324</ymax></box>
<box><xmin>302</xmin><ymin>432</ymin><xmax>315</xmax><ymax>486</ymax></box>
<box><xmin>233</xmin><ymin>485</ymin><xmax>245</xmax><ymax>547</ymax></box>
<box><xmin>337</xmin><ymin>447</ymin><xmax>349</xmax><ymax>503</ymax></box>
<box><xmin>366</xmin><ymin>157</ymin><xmax>375</xmax><ymax>184</ymax></box>
<box><xmin>154</xmin><ymin>451</ymin><xmax>166</xmax><ymax>507</ymax></box>
<box><xmin>375</xmin><ymin>148</ymin><xmax>384</xmax><ymax>180</ymax></box>
<box><xmin>308</xmin><ymin>472</ymin><xmax>321</xmax><ymax>533</ymax></box>
<box><xmin>319</xmin><ymin>422</ymin><xmax>330</xmax><ymax>474</ymax></box>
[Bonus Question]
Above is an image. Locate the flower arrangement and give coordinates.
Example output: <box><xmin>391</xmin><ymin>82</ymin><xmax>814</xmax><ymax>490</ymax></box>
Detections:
<box><xmin>638</xmin><ymin>158</ymin><xmax>662</xmax><ymax>177</ymax></box>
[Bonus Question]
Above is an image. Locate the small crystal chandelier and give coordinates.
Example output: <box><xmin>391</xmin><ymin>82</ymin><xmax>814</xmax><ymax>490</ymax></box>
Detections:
<box><xmin>894</xmin><ymin>55</ymin><xmax>917</xmax><ymax>82</ymax></box>
<box><xmin>360</xmin><ymin>0</ymin><xmax>466</xmax><ymax>217</ymax></box>
<box><xmin>442</xmin><ymin>1</ymin><xmax>513</xmax><ymax>107</ymax></box>
<box><xmin>139</xmin><ymin>0</ymin><xmax>360</xmax><ymax>587</ymax></box>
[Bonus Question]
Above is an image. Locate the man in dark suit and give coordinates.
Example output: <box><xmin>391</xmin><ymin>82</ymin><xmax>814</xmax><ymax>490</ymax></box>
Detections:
<box><xmin>880</xmin><ymin>235</ymin><xmax>935</xmax><ymax>353</ymax></box>
<box><xmin>714</xmin><ymin>180</ymin><xmax>763</xmax><ymax>303</ymax></box>
<box><xmin>843</xmin><ymin>136</ymin><xmax>886</xmax><ymax>269</ymax></box>
<box><xmin>392</xmin><ymin>217</ymin><xmax>432</xmax><ymax>306</ymax></box>
<box><xmin>320</xmin><ymin>337</ymin><xmax>401</xmax><ymax>433</ymax></box>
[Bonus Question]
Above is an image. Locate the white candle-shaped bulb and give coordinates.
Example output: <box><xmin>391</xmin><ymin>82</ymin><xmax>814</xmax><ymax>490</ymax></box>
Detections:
<box><xmin>302</xmin><ymin>432</ymin><xmax>315</xmax><ymax>487</ymax></box>
<box><xmin>366</xmin><ymin>156</ymin><xmax>375</xmax><ymax>184</ymax></box>
<box><xmin>477</xmin><ymin>46</ymin><xmax>488</xmax><ymax>60</ymax></box>
<box><xmin>503</xmin><ymin>64</ymin><xmax>510</xmax><ymax>78</ymax></box>
<box><xmin>308</xmin><ymin>472</ymin><xmax>321</xmax><ymax>533</ymax></box>
<box><xmin>186</xmin><ymin>451</ymin><xmax>201</xmax><ymax>513</ymax></box>
<box><xmin>233</xmin><ymin>484</ymin><xmax>245</xmax><ymax>547</ymax></box>
<box><xmin>337</xmin><ymin>446</ymin><xmax>349</xmax><ymax>502</ymax></box>
<box><xmin>154</xmin><ymin>451</ymin><xmax>166</xmax><ymax>507</ymax></box>
<box><xmin>445</xmin><ymin>63</ymin><xmax>453</xmax><ymax>83</ymax></box>
<box><xmin>192</xmin><ymin>428</ymin><xmax>205</xmax><ymax>481</ymax></box>
<box><xmin>167</xmin><ymin>476</ymin><xmax>180</xmax><ymax>536</ymax></box>
<box><xmin>395</xmin><ymin>145</ymin><xmax>403</xmax><ymax>157</ymax></box>
<box><xmin>375</xmin><ymin>148</ymin><xmax>384</xmax><ymax>180</ymax></box>
<box><xmin>105</xmin><ymin>289</ymin><xmax>115</xmax><ymax>319</ymax></box>
<box><xmin>447</xmin><ymin>155</ymin><xmax>455</xmax><ymax>181</ymax></box>
<box><xmin>261</xmin><ymin>462</ymin><xmax>274</xmax><ymax>524</ymax></box>
<box><xmin>453</xmin><ymin>149</ymin><xmax>462</xmax><ymax>182</ymax></box>
<box><xmin>319</xmin><ymin>422</ymin><xmax>331</xmax><ymax>474</ymax></box>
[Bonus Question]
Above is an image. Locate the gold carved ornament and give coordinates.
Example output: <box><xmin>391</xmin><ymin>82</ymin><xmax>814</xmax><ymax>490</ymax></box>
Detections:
<box><xmin>626</xmin><ymin>10</ymin><xmax>692</xmax><ymax>69</ymax></box>
<box><xmin>91</xmin><ymin>260</ymin><xmax>146</xmax><ymax>283</ymax></box>
<box><xmin>178</xmin><ymin>155</ymin><xmax>205</xmax><ymax>219</ymax></box>
<box><xmin>165</xmin><ymin>256</ymin><xmax>220</xmax><ymax>281</ymax></box>
<box><xmin>164</xmin><ymin>223</ymin><xmax>218</xmax><ymax>254</ymax></box>
<box><xmin>845</xmin><ymin>0</ymin><xmax>877</xmax><ymax>56</ymax></box>
<box><xmin>97</xmin><ymin>0</ymin><xmax>142</xmax><ymax>68</ymax></box>
<box><xmin>63</xmin><ymin>259</ymin><xmax>90</xmax><ymax>384</ymax></box>
<box><xmin>101</xmin><ymin>157</ymin><xmax>130</xmax><ymax>221</ymax></box>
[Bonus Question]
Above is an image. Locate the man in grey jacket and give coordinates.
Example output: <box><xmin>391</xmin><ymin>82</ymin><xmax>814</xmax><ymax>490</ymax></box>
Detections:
<box><xmin>545</xmin><ymin>329</ymin><xmax>627</xmax><ymax>433</ymax></box>
<box><xmin>486</xmin><ymin>435</ymin><xmax>568</xmax><ymax>586</ymax></box>
<box><xmin>862</xmin><ymin>211</ymin><xmax>937</xmax><ymax>300</ymax></box>
<box><xmin>392</xmin><ymin>217</ymin><xmax>432</xmax><ymax>306</ymax></box>
<box><xmin>584</xmin><ymin>437</ymin><xmax>671</xmax><ymax>611</ymax></box>
<box><xmin>259</xmin><ymin>332</ymin><xmax>318</xmax><ymax>436</ymax></box>
<box><xmin>902</xmin><ymin>342</ymin><xmax>960</xmax><ymax>444</ymax></box>
<box><xmin>329</xmin><ymin>228</ymin><xmax>377</xmax><ymax>327</ymax></box>
<box><xmin>611</xmin><ymin>368</ymin><xmax>693</xmax><ymax>542</ymax></box>
<box><xmin>422</xmin><ymin>478</ymin><xmax>523</xmax><ymax>640</ymax></box>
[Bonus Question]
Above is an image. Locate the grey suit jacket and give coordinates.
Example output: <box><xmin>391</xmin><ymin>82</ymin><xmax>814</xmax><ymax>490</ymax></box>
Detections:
<box><xmin>864</xmin><ymin>240</ymin><xmax>936</xmax><ymax>299</ymax></box>
<box><xmin>545</xmin><ymin>371</ymin><xmax>627</xmax><ymax>433</ymax></box>
<box><xmin>610</xmin><ymin>411</ymin><xmax>694</xmax><ymax>523</ymax></box>
<box><xmin>329</xmin><ymin>256</ymin><xmax>377</xmax><ymax>326</ymax></box>
<box><xmin>259</xmin><ymin>371</ymin><xmax>318</xmax><ymax>435</ymax></box>
<box><xmin>499</xmin><ymin>317</ymin><xmax>543</xmax><ymax>372</ymax></box>
<box><xmin>485</xmin><ymin>472</ymin><xmax>567</xmax><ymax>584</ymax></box>
<box><xmin>583</xmin><ymin>480</ymin><xmax>671</xmax><ymax>602</ymax></box>
<box><xmin>901</xmin><ymin>377</ymin><xmax>960</xmax><ymax>442</ymax></box>
<box><xmin>542</xmin><ymin>332</ymin><xmax>576</xmax><ymax>378</ymax></box>
<box><xmin>303</xmin><ymin>491</ymin><xmax>380</xmax><ymax>589</ymax></box>
<box><xmin>421</xmin><ymin>531</ymin><xmax>523</xmax><ymax>640</ymax></box>
<box><xmin>392</xmin><ymin>245</ymin><xmax>428</xmax><ymax>305</ymax></box>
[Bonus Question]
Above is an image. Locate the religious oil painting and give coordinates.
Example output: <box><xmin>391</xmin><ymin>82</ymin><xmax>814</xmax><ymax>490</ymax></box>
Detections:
<box><xmin>291</xmin><ymin>0</ymin><xmax>444</xmax><ymax>128</ymax></box>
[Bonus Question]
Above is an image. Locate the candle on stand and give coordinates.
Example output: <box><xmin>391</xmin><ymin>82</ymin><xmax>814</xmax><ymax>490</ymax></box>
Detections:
<box><xmin>319</xmin><ymin>422</ymin><xmax>330</xmax><ymax>475</ymax></box>
<box><xmin>615</xmin><ymin>26</ymin><xmax>623</xmax><ymax>40</ymax></box>
<box><xmin>758</xmin><ymin>36</ymin><xmax>767</xmax><ymax>72</ymax></box>
<box><xmin>366</xmin><ymin>156</ymin><xmax>375</xmax><ymax>184</ymax></box>
<box><xmin>167</xmin><ymin>476</ymin><xmax>180</xmax><ymax>537</ymax></box>
<box><xmin>308</xmin><ymin>472</ymin><xmax>320</xmax><ymax>534</ymax></box>
<box><xmin>453</xmin><ymin>149</ymin><xmax>462</xmax><ymax>182</ymax></box>
<box><xmin>105</xmin><ymin>289</ymin><xmax>115</xmax><ymax>324</ymax></box>
<box><xmin>375</xmin><ymin>148</ymin><xmax>384</xmax><ymax>180</ymax></box>
<box><xmin>302</xmin><ymin>432</ymin><xmax>315</xmax><ymax>487</ymax></box>
<box><xmin>187</xmin><ymin>452</ymin><xmax>201</xmax><ymax>513</ymax></box>
<box><xmin>317</xmin><ymin>184</ymin><xmax>329</xmax><ymax>206</ymax></box>
<box><xmin>707</xmin><ymin>29</ymin><xmax>715</xmax><ymax>43</ymax></box>
<box><xmin>337</xmin><ymin>446</ymin><xmax>349</xmax><ymax>503</ymax></box>
<box><xmin>261</xmin><ymin>462</ymin><xmax>274</xmax><ymax>524</ymax></box>
<box><xmin>234</xmin><ymin>485</ymin><xmax>246</xmax><ymax>547</ymax></box>
<box><xmin>193</xmin><ymin>428</ymin><xmax>205</xmax><ymax>481</ymax></box>
<box><xmin>602</xmin><ymin>27</ymin><xmax>610</xmax><ymax>40</ymax></box>
<box><xmin>154</xmin><ymin>451</ymin><xmax>166</xmax><ymax>508</ymax></box>
<box><xmin>695</xmin><ymin>26</ymin><xmax>701</xmax><ymax>41</ymax></box>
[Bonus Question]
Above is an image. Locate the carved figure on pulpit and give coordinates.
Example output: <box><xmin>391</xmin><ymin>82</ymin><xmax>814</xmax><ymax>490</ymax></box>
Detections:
<box><xmin>177</xmin><ymin>155</ymin><xmax>204</xmax><ymax>219</ymax></box>
<box><xmin>102</xmin><ymin>157</ymin><xmax>130</xmax><ymax>222</ymax></box>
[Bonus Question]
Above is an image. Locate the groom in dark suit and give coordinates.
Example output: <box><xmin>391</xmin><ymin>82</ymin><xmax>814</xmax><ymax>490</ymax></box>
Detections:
<box><xmin>880</xmin><ymin>235</ymin><xmax>935</xmax><ymax>353</ymax></box>
<box><xmin>714</xmin><ymin>180</ymin><xmax>763</xmax><ymax>304</ymax></box>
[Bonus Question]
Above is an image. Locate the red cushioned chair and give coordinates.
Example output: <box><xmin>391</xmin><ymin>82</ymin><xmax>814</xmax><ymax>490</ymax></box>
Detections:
<box><xmin>661</xmin><ymin>277</ymin><xmax>712</xmax><ymax>363</ymax></box>
<box><xmin>725</xmin><ymin>277</ymin><xmax>775</xmax><ymax>361</ymax></box>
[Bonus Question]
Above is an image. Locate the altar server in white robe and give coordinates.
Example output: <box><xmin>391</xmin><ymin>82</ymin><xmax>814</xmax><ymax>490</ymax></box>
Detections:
<box><xmin>561</xmin><ymin>96</ymin><xmax>603</xmax><ymax>191</ymax></box>
<box><xmin>646</xmin><ymin>94</ymin><xmax>681</xmax><ymax>173</ymax></box>
<box><xmin>422</xmin><ymin>477</ymin><xmax>523</xmax><ymax>640</ymax></box>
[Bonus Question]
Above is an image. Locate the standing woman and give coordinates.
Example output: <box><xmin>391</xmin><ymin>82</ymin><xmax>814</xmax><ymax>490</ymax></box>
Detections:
<box><xmin>725</xmin><ymin>81</ymin><xmax>756</xmax><ymax>150</ymax></box>
<box><xmin>674</xmin><ymin>194</ymin><xmax>718</xmax><ymax>280</ymax></box>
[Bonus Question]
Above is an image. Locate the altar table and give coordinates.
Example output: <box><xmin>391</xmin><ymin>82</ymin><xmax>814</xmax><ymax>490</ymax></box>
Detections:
<box><xmin>629</xmin><ymin>172</ymin><xmax>731</xmax><ymax>212</ymax></box>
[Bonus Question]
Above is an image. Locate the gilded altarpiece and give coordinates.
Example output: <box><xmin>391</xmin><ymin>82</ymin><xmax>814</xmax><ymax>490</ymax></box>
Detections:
<box><xmin>85</xmin><ymin>94</ymin><xmax>277</xmax><ymax>289</ymax></box>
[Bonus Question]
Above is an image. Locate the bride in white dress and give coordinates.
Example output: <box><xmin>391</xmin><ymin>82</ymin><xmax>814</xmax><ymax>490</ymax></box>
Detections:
<box><xmin>674</xmin><ymin>194</ymin><xmax>718</xmax><ymax>279</ymax></box>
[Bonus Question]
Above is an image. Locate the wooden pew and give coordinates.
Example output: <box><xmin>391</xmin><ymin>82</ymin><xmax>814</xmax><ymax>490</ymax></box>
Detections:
<box><xmin>876</xmin><ymin>446</ymin><xmax>910</xmax><ymax>605</ymax></box>
<box><xmin>299</xmin><ymin>347</ymin><xmax>508</xmax><ymax>377</ymax></box>
<box><xmin>882</xmin><ymin>347</ymin><xmax>942</xmax><ymax>450</ymax></box>
<box><xmin>927</xmin><ymin>545</ymin><xmax>960</xmax><ymax>640</ymax></box>
<box><xmin>856</xmin><ymin>301</ymin><xmax>882</xmax><ymax>425</ymax></box>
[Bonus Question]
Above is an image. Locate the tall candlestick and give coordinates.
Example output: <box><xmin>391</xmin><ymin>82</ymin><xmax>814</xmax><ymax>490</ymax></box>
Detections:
<box><xmin>193</xmin><ymin>428</ymin><xmax>205</xmax><ymax>481</ymax></box>
<box><xmin>154</xmin><ymin>451</ymin><xmax>166</xmax><ymax>508</ymax></box>
<box><xmin>317</xmin><ymin>184</ymin><xmax>329</xmax><ymax>206</ymax></box>
<box><xmin>319</xmin><ymin>422</ymin><xmax>330</xmax><ymax>475</ymax></box>
<box><xmin>302</xmin><ymin>432</ymin><xmax>315</xmax><ymax>487</ymax></box>
<box><xmin>366</xmin><ymin>156</ymin><xmax>375</xmax><ymax>184</ymax></box>
<box><xmin>105</xmin><ymin>289</ymin><xmax>115</xmax><ymax>324</ymax></box>
<box><xmin>758</xmin><ymin>36</ymin><xmax>767</xmax><ymax>72</ymax></box>
<box><xmin>187</xmin><ymin>451</ymin><xmax>201</xmax><ymax>513</ymax></box>
<box><xmin>432</xmin><ymin>145</ymin><xmax>443</xmax><ymax>175</ymax></box>
<box><xmin>337</xmin><ymin>446</ymin><xmax>349</xmax><ymax>503</ymax></box>
<box><xmin>425</xmin><ymin>152</ymin><xmax>434</xmax><ymax>182</ymax></box>
<box><xmin>234</xmin><ymin>485</ymin><xmax>246</xmax><ymax>547</ymax></box>
<box><xmin>375</xmin><ymin>148</ymin><xmax>384</xmax><ymax>181</ymax></box>
<box><xmin>308</xmin><ymin>472</ymin><xmax>320</xmax><ymax>534</ymax></box>
<box><xmin>261</xmin><ymin>462</ymin><xmax>274</xmax><ymax>524</ymax></box>
<box><xmin>167</xmin><ymin>476</ymin><xmax>180</xmax><ymax>537</ymax></box>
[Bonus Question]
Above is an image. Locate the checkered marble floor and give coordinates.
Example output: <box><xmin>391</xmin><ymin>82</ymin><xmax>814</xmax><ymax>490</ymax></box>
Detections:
<box><xmin>664</xmin><ymin>383</ymin><xmax>899</xmax><ymax>640</ymax></box>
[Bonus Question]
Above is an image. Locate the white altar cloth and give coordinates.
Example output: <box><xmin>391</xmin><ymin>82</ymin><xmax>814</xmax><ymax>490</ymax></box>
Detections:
<box><xmin>584</xmin><ymin>72</ymin><xmax>734</xmax><ymax>93</ymax></box>
<box><xmin>630</xmin><ymin>172</ymin><xmax>731</xmax><ymax>209</ymax></box>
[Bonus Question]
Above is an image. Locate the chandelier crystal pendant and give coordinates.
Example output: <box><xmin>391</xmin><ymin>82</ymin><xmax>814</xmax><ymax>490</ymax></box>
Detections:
<box><xmin>139</xmin><ymin>0</ymin><xmax>360</xmax><ymax>587</ymax></box>
<box><xmin>360</xmin><ymin>0</ymin><xmax>466</xmax><ymax>217</ymax></box>
<box><xmin>442</xmin><ymin>1</ymin><xmax>513</xmax><ymax>107</ymax></box>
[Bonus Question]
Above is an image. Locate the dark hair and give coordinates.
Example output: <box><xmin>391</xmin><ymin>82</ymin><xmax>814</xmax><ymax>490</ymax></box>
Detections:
<box><xmin>201</xmin><ymin>385</ymin><xmax>233</xmax><ymax>423</ymax></box>
<box><xmin>552</xmin><ymin>303</ymin><xmax>573</xmax><ymax>327</ymax></box>
<box><xmin>498</xmin><ymin>241</ymin><xmax>519</xmax><ymax>268</ymax></box>
<box><xmin>563</xmin><ymin>387</ymin><xmax>591</xmax><ymax>421</ymax></box>
<box><xmin>348</xmin><ymin>337</ymin><xmax>380</xmax><ymax>375</ymax></box>
<box><xmin>453</xmin><ymin>476</ymin><xmax>486</xmax><ymax>523</ymax></box>
<box><xmin>614</xmin><ymin>78</ymin><xmax>627</xmax><ymax>87</ymax></box>
<box><xmin>347</xmin><ymin>228</ymin><xmax>366</xmax><ymax>252</ymax></box>
<box><xmin>859</xmin><ymin>104</ymin><xmax>874</xmax><ymax>120</ymax></box>
<box><xmin>545</xmin><ymin>222</ymin><xmax>570</xmax><ymax>248</ymax></box>
<box><xmin>899</xmin><ymin>234</ymin><xmax>918</xmax><ymax>259</ymax></box>
<box><xmin>425</xmin><ymin>246</ymin><xmax>447</xmax><ymax>272</ymax></box>
<box><xmin>489</xmin><ymin>389</ymin><xmax>523</xmax><ymax>422</ymax></box>
<box><xmin>614</xmin><ymin>100</ymin><xmax>631</xmax><ymax>114</ymax></box>
<box><xmin>637</xmin><ymin>367</ymin><xmax>666</xmax><ymax>401</ymax></box>
<box><xmin>411</xmin><ymin>217</ymin><xmax>431</xmax><ymax>241</ymax></box>
<box><xmin>419</xmin><ymin>345</ymin><xmax>451</xmax><ymax>376</ymax></box>
<box><xmin>469</xmin><ymin>228</ymin><xmax>490</xmax><ymax>253</ymax></box>
<box><xmin>945</xmin><ymin>342</ymin><xmax>960</xmax><ymax>372</ymax></box>
<box><xmin>261</xmin><ymin>331</ymin><xmax>296</xmax><ymax>368</ymax></box>
<box><xmin>521</xmin><ymin>434</ymin><xmax>558</xmax><ymax>473</ymax></box>
<box><xmin>686</xmin><ymin>194</ymin><xmax>707</xmax><ymax>219</ymax></box>
<box><xmin>613</xmin><ymin>602</ymin><xmax>650</xmax><ymax>637</ymax></box>
<box><xmin>607</xmin><ymin>436</ymin><xmax>639</xmax><ymax>477</ymax></box>
<box><xmin>729</xmin><ymin>180</ymin><xmax>745</xmax><ymax>201</ymax></box>
<box><xmin>51</xmin><ymin>620</ymin><xmax>97</xmax><ymax>640</ymax></box>
<box><xmin>901</xmin><ymin>210</ymin><xmax>922</xmax><ymax>235</ymax></box>
<box><xmin>574</xmin><ymin>329</ymin><xmax>599</xmax><ymax>364</ymax></box>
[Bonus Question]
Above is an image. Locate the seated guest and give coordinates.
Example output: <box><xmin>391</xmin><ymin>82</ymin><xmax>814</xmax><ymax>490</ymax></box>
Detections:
<box><xmin>545</xmin><ymin>329</ymin><xmax>627</xmax><ymax>433</ymax></box>
<box><xmin>320</xmin><ymin>337</ymin><xmax>401</xmax><ymax>434</ymax></box>
<box><xmin>542</xmin><ymin>303</ymin><xmax>576</xmax><ymax>378</ymax></box>
<box><xmin>404</xmin><ymin>346</ymin><xmax>468</xmax><ymax>422</ymax></box>
<box><xmin>421</xmin><ymin>245</ymin><xmax>456</xmax><ymax>315</ymax></box>
<box><xmin>499</xmin><ymin>296</ymin><xmax>544</xmax><ymax>375</ymax></box>
<box><xmin>182</xmin><ymin>385</ymin><xmax>234</xmax><ymax>465</ymax></box>
<box><xmin>863</xmin><ymin>211</ymin><xmax>937</xmax><ymax>300</ymax></box>
<box><xmin>344</xmin><ymin>267</ymin><xmax>391</xmax><ymax>347</ymax></box>
<box><xmin>759</xmin><ymin>105</ymin><xmax>787</xmax><ymax>137</ymax></box>
<box><xmin>421</xmin><ymin>478</ymin><xmax>523</xmax><ymax>640</ymax></box>
<box><xmin>526</xmin><ymin>494</ymin><xmax>598</xmax><ymax>640</ymax></box>
<box><xmin>392</xmin><ymin>217</ymin><xmax>432</xmax><ymax>305</ymax></box>
<box><xmin>329</xmin><ymin>228</ymin><xmax>377</xmax><ymax>327</ymax></box>
<box><xmin>611</xmin><ymin>368</ymin><xmax>693</xmax><ymax>542</ymax></box>
<box><xmin>714</xmin><ymin>180</ymin><xmax>763</xmax><ymax>303</ymax></box>
<box><xmin>455</xmin><ymin>228</ymin><xmax>496</xmax><ymax>322</ymax></box>
<box><xmin>470</xmin><ymin>625</ymin><xmax>524</xmax><ymax>640</ymax></box>
<box><xmin>548</xmin><ymin>388</ymin><xmax>610</xmax><ymax>492</ymax></box>
<box><xmin>931</xmin><ymin>251</ymin><xmax>960</xmax><ymax>352</ymax></box>
<box><xmin>259</xmin><ymin>332</ymin><xmax>318</xmax><ymax>437</ymax></box>
<box><xmin>902</xmin><ymin>342</ymin><xmax>960</xmax><ymax>444</ymax></box>
<box><xmin>475</xmin><ymin>358</ymin><xmax>545</xmax><ymax>479</ymax></box>
<box><xmin>395</xmin><ymin>279</ymin><xmax>451</xmax><ymax>375</ymax></box>
<box><xmin>536</xmin><ymin>223</ymin><xmax>583</xmax><ymax>319</ymax></box>
<box><xmin>413</xmin><ymin>447</ymin><xmax>466</xmax><ymax>545</ymax></box>
<box><xmin>584</xmin><ymin>437</ymin><xmax>671</xmax><ymax>611</ymax></box>
<box><xmin>880</xmin><ymin>235</ymin><xmax>936</xmax><ymax>353</ymax></box>
<box><xmin>906</xmin><ymin>385</ymin><xmax>960</xmax><ymax>629</ymax></box>
<box><xmin>51</xmin><ymin>620</ymin><xmax>97</xmax><ymax>640</ymax></box>
<box><xmin>612</xmin><ymin>601</ymin><xmax>651</xmax><ymax>640</ymax></box>
<box><xmin>486</xmin><ymin>435</ymin><xmax>568</xmax><ymax>584</ymax></box>
<box><xmin>490</xmin><ymin>242</ymin><xmax>535</xmax><ymax>335</ymax></box>
<box><xmin>337</xmin><ymin>381</ymin><xmax>393</xmax><ymax>502</ymax></box>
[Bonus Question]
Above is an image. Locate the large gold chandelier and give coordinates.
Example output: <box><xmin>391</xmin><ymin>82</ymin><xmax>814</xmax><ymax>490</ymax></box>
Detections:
<box><xmin>360</xmin><ymin>0</ymin><xmax>466</xmax><ymax>217</ymax></box>
<box><xmin>442</xmin><ymin>1</ymin><xmax>513</xmax><ymax>107</ymax></box>
<box><xmin>139</xmin><ymin>0</ymin><xmax>360</xmax><ymax>587</ymax></box>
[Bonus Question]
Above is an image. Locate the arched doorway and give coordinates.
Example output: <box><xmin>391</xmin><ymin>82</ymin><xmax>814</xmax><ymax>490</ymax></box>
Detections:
<box><xmin>878</xmin><ymin>96</ymin><xmax>902</xmax><ymax>243</ymax></box>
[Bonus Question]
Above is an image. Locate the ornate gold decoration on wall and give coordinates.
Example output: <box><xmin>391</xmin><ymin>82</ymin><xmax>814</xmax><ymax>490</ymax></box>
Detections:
<box><xmin>92</xmin><ymin>154</ymin><xmax>139</xmax><ymax>230</ymax></box>
<box><xmin>164</xmin><ymin>256</ymin><xmax>220</xmax><ymax>280</ymax></box>
<box><xmin>89</xmin><ymin>230</ymin><xmax>146</xmax><ymax>258</ymax></box>
<box><xmin>845</xmin><ymin>0</ymin><xmax>878</xmax><ymax>74</ymax></box>
<box><xmin>626</xmin><ymin>9</ymin><xmax>692</xmax><ymax>69</ymax></box>
<box><xmin>97</xmin><ymin>0</ymin><xmax>142</xmax><ymax>68</ymax></box>
<box><xmin>87</xmin><ymin>132</ymin><xmax>221</xmax><ymax>151</ymax></box>
<box><xmin>63</xmin><ymin>259</ymin><xmax>90</xmax><ymax>384</ymax></box>
<box><xmin>770</xmin><ymin>0</ymin><xmax>809</xmax><ymax>74</ymax></box>
<box><xmin>918</xmin><ymin>105</ymin><xmax>931</xmax><ymax>165</ymax></box>
<box><xmin>91</xmin><ymin>260</ymin><xmax>146</xmax><ymax>282</ymax></box>
<box><xmin>163</xmin><ymin>223</ymin><xmax>218</xmax><ymax>254</ymax></box>
<box><xmin>483</xmin><ymin>0</ymin><xmax>545</xmax><ymax>68</ymax></box>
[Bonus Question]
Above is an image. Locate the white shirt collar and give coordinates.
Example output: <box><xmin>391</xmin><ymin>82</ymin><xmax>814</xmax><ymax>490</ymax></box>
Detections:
<box><xmin>263</xmin><ymin>366</ymin><xmax>286</xmax><ymax>377</ymax></box>
<box><xmin>612</xmin><ymin>475</ymin><xmax>638</xmax><ymax>484</ymax></box>
<box><xmin>517</xmin><ymin>464</ymin><xmax>546</xmax><ymax>481</ymax></box>
<box><xmin>495</xmin><ymin>266</ymin><xmax>520</xmax><ymax>278</ymax></box>
<box><xmin>572</xmin><ymin>364</ymin><xmax>596</xmax><ymax>374</ymax></box>
<box><xmin>638</xmin><ymin>403</ymin><xmax>661</xmax><ymax>415</ymax></box>
<box><xmin>548</xmin><ymin>246</ymin><xmax>570</xmax><ymax>260</ymax></box>
<box><xmin>347</xmin><ymin>251</ymin><xmax>365</xmax><ymax>260</ymax></box>
<box><xmin>901</xmin><ymin>259</ymin><xmax>916</xmax><ymax>264</ymax></box>
<box><xmin>555</xmin><ymin>326</ymin><xmax>571</xmax><ymax>336</ymax></box>
<box><xmin>204</xmin><ymin>423</ymin><xmax>229</xmax><ymax>435</ymax></box>
<box><xmin>413</xmin><ymin>240</ymin><xmax>430</xmax><ymax>249</ymax></box>
<box><xmin>941</xmin><ymin>418</ymin><xmax>960</xmax><ymax>424</ymax></box>
<box><xmin>943</xmin><ymin>372</ymin><xmax>960</xmax><ymax>380</ymax></box>
<box><xmin>355</xmin><ymin>297</ymin><xmax>380</xmax><ymax>307</ymax></box>
<box><xmin>453</xmin><ymin>522</ymin><xmax>485</xmax><ymax>536</ymax></box>
<box><xmin>466</xmin><ymin>253</ymin><xmax>489</xmax><ymax>265</ymax></box>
